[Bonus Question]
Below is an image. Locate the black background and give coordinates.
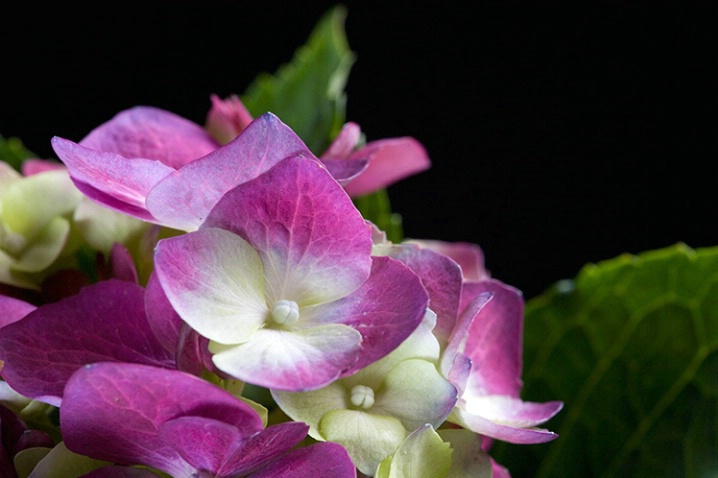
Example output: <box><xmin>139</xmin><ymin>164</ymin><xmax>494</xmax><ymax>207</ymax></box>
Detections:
<box><xmin>1</xmin><ymin>1</ymin><xmax>715</xmax><ymax>300</ymax></box>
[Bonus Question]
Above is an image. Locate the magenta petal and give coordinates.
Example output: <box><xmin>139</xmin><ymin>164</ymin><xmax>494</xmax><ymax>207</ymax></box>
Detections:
<box><xmin>144</xmin><ymin>271</ymin><xmax>183</xmax><ymax>356</ymax></box>
<box><xmin>250</xmin><ymin>442</ymin><xmax>357</xmax><ymax>478</ymax></box>
<box><xmin>205</xmin><ymin>155</ymin><xmax>373</xmax><ymax>304</ymax></box>
<box><xmin>0</xmin><ymin>280</ymin><xmax>174</xmax><ymax>406</ymax></box>
<box><xmin>308</xmin><ymin>255</ymin><xmax>428</xmax><ymax>375</ymax></box>
<box><xmin>160</xmin><ymin>419</ymin><xmax>308</xmax><ymax>477</ymax></box>
<box><xmin>0</xmin><ymin>295</ymin><xmax>35</xmax><ymax>328</ymax></box>
<box><xmin>21</xmin><ymin>158</ymin><xmax>66</xmax><ymax>176</ymax></box>
<box><xmin>109</xmin><ymin>243</ymin><xmax>139</xmax><ymax>283</ymax></box>
<box><xmin>409</xmin><ymin>239</ymin><xmax>490</xmax><ymax>282</ymax></box>
<box><xmin>79</xmin><ymin>106</ymin><xmax>219</xmax><ymax>170</ymax></box>
<box><xmin>342</xmin><ymin>137</ymin><xmax>431</xmax><ymax>197</ymax></box>
<box><xmin>321</xmin><ymin>122</ymin><xmax>361</xmax><ymax>159</ymax></box>
<box><xmin>61</xmin><ymin>362</ymin><xmax>264</xmax><ymax>476</ymax></box>
<box><xmin>175</xmin><ymin>323</ymin><xmax>214</xmax><ymax>376</ymax></box>
<box><xmin>463</xmin><ymin>280</ymin><xmax>525</xmax><ymax>397</ymax></box>
<box><xmin>146</xmin><ymin>113</ymin><xmax>317</xmax><ymax>231</ymax></box>
<box><xmin>51</xmin><ymin>137</ymin><xmax>174</xmax><ymax>221</ymax></box>
<box><xmin>386</xmin><ymin>243</ymin><xmax>463</xmax><ymax>346</ymax></box>
<box><xmin>442</xmin><ymin>292</ymin><xmax>493</xmax><ymax>393</ymax></box>
<box><xmin>320</xmin><ymin>156</ymin><xmax>369</xmax><ymax>183</ymax></box>
<box><xmin>158</xmin><ymin>417</ymin><xmax>244</xmax><ymax>474</ymax></box>
<box><xmin>81</xmin><ymin>466</ymin><xmax>163</xmax><ymax>477</ymax></box>
<box><xmin>455</xmin><ymin>407</ymin><xmax>561</xmax><ymax>444</ymax></box>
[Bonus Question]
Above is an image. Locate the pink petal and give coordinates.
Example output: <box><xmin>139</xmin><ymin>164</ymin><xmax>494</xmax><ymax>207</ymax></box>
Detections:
<box><xmin>160</xmin><ymin>418</ymin><xmax>307</xmax><ymax>477</ymax></box>
<box><xmin>454</xmin><ymin>398</ymin><xmax>562</xmax><ymax>444</ymax></box>
<box><xmin>0</xmin><ymin>295</ymin><xmax>35</xmax><ymax>329</ymax></box>
<box><xmin>0</xmin><ymin>280</ymin><xmax>174</xmax><ymax>406</ymax></box>
<box><xmin>51</xmin><ymin>137</ymin><xmax>174</xmax><ymax>222</ymax></box>
<box><xmin>342</xmin><ymin>137</ymin><xmax>431</xmax><ymax>197</ymax></box>
<box><xmin>144</xmin><ymin>271</ymin><xmax>183</xmax><ymax>356</ymax></box>
<box><xmin>305</xmin><ymin>255</ymin><xmax>429</xmax><ymax>375</ymax></box>
<box><xmin>385</xmin><ymin>243</ymin><xmax>463</xmax><ymax>346</ymax></box>
<box><xmin>79</xmin><ymin>106</ymin><xmax>219</xmax><ymax>169</ymax></box>
<box><xmin>205</xmin><ymin>93</ymin><xmax>254</xmax><ymax>145</ymax></box>
<box><xmin>463</xmin><ymin>280</ymin><xmax>525</xmax><ymax>397</ymax></box>
<box><xmin>408</xmin><ymin>239</ymin><xmax>490</xmax><ymax>282</ymax></box>
<box><xmin>319</xmin><ymin>156</ymin><xmax>369</xmax><ymax>184</ymax></box>
<box><xmin>109</xmin><ymin>243</ymin><xmax>139</xmax><ymax>283</ymax></box>
<box><xmin>441</xmin><ymin>292</ymin><xmax>493</xmax><ymax>395</ymax></box>
<box><xmin>21</xmin><ymin>158</ymin><xmax>66</xmax><ymax>176</ymax></box>
<box><xmin>204</xmin><ymin>155</ymin><xmax>373</xmax><ymax>305</ymax></box>
<box><xmin>250</xmin><ymin>442</ymin><xmax>357</xmax><ymax>478</ymax></box>
<box><xmin>61</xmin><ymin>362</ymin><xmax>263</xmax><ymax>476</ymax></box>
<box><xmin>146</xmin><ymin>113</ymin><xmax>317</xmax><ymax>231</ymax></box>
<box><xmin>321</xmin><ymin>122</ymin><xmax>361</xmax><ymax>159</ymax></box>
<box><xmin>81</xmin><ymin>466</ymin><xmax>163</xmax><ymax>477</ymax></box>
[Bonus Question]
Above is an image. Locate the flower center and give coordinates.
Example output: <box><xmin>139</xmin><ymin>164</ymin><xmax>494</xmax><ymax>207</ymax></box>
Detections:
<box><xmin>350</xmin><ymin>385</ymin><xmax>375</xmax><ymax>409</ymax></box>
<box><xmin>271</xmin><ymin>300</ymin><xmax>300</xmax><ymax>326</ymax></box>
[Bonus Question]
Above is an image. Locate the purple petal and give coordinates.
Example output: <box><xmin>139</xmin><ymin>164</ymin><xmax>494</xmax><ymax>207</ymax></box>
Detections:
<box><xmin>61</xmin><ymin>362</ymin><xmax>263</xmax><ymax>476</ymax></box>
<box><xmin>321</xmin><ymin>122</ymin><xmax>361</xmax><ymax>159</ymax></box>
<box><xmin>205</xmin><ymin>93</ymin><xmax>254</xmax><ymax>145</ymax></box>
<box><xmin>463</xmin><ymin>280</ymin><xmax>525</xmax><ymax>397</ymax></box>
<box><xmin>79</xmin><ymin>106</ymin><xmax>219</xmax><ymax>170</ymax></box>
<box><xmin>319</xmin><ymin>156</ymin><xmax>369</xmax><ymax>184</ymax></box>
<box><xmin>305</xmin><ymin>255</ymin><xmax>429</xmax><ymax>375</ymax></box>
<box><xmin>0</xmin><ymin>295</ymin><xmax>35</xmax><ymax>329</ymax></box>
<box><xmin>408</xmin><ymin>239</ymin><xmax>490</xmax><ymax>282</ymax></box>
<box><xmin>51</xmin><ymin>137</ymin><xmax>174</xmax><ymax>222</ymax></box>
<box><xmin>81</xmin><ymin>466</ymin><xmax>163</xmax><ymax>477</ymax></box>
<box><xmin>157</xmin><ymin>416</ymin><xmax>243</xmax><ymax>474</ymax></box>
<box><xmin>250</xmin><ymin>442</ymin><xmax>357</xmax><ymax>478</ymax></box>
<box><xmin>441</xmin><ymin>292</ymin><xmax>493</xmax><ymax>394</ymax></box>
<box><xmin>145</xmin><ymin>113</ymin><xmax>317</xmax><ymax>231</ymax></box>
<box><xmin>21</xmin><ymin>158</ymin><xmax>66</xmax><ymax>176</ymax></box>
<box><xmin>218</xmin><ymin>422</ymin><xmax>308</xmax><ymax>476</ymax></box>
<box><xmin>453</xmin><ymin>402</ymin><xmax>561</xmax><ymax>444</ymax></box>
<box><xmin>160</xmin><ymin>418</ymin><xmax>307</xmax><ymax>477</ymax></box>
<box><xmin>204</xmin><ymin>155</ymin><xmax>373</xmax><ymax>305</ymax></box>
<box><xmin>175</xmin><ymin>323</ymin><xmax>214</xmax><ymax>376</ymax></box>
<box><xmin>144</xmin><ymin>271</ymin><xmax>183</xmax><ymax>356</ymax></box>
<box><xmin>109</xmin><ymin>243</ymin><xmax>139</xmax><ymax>283</ymax></box>
<box><xmin>342</xmin><ymin>137</ymin><xmax>431</xmax><ymax>197</ymax></box>
<box><xmin>0</xmin><ymin>280</ymin><xmax>174</xmax><ymax>406</ymax></box>
<box><xmin>385</xmin><ymin>243</ymin><xmax>463</xmax><ymax>346</ymax></box>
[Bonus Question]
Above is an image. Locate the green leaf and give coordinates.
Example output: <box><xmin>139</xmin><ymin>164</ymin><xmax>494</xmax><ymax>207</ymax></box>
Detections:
<box><xmin>353</xmin><ymin>188</ymin><xmax>404</xmax><ymax>243</ymax></box>
<box><xmin>241</xmin><ymin>5</ymin><xmax>355</xmax><ymax>153</ymax></box>
<box><xmin>491</xmin><ymin>243</ymin><xmax>718</xmax><ymax>478</ymax></box>
<box><xmin>0</xmin><ymin>134</ymin><xmax>36</xmax><ymax>172</ymax></box>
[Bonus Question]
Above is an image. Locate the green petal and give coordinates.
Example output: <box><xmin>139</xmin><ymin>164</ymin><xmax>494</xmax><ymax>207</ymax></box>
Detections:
<box><xmin>319</xmin><ymin>409</ymin><xmax>407</xmax><ymax>475</ymax></box>
<box><xmin>438</xmin><ymin>429</ymin><xmax>492</xmax><ymax>478</ymax></box>
<box><xmin>2</xmin><ymin>170</ymin><xmax>81</xmax><ymax>239</ymax></box>
<box><xmin>18</xmin><ymin>441</ymin><xmax>110</xmax><ymax>478</ymax></box>
<box><xmin>272</xmin><ymin>381</ymin><xmax>348</xmax><ymax>438</ymax></box>
<box><xmin>12</xmin><ymin>216</ymin><xmax>70</xmax><ymax>272</ymax></box>
<box><xmin>377</xmin><ymin>424</ymin><xmax>452</xmax><ymax>478</ymax></box>
<box><xmin>373</xmin><ymin>359</ymin><xmax>457</xmax><ymax>431</ymax></box>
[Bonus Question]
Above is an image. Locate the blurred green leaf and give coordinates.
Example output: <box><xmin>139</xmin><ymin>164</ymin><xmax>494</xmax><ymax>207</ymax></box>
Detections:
<box><xmin>492</xmin><ymin>243</ymin><xmax>718</xmax><ymax>478</ymax></box>
<box><xmin>241</xmin><ymin>5</ymin><xmax>354</xmax><ymax>153</ymax></box>
<box><xmin>0</xmin><ymin>134</ymin><xmax>36</xmax><ymax>171</ymax></box>
<box><xmin>353</xmin><ymin>188</ymin><xmax>404</xmax><ymax>243</ymax></box>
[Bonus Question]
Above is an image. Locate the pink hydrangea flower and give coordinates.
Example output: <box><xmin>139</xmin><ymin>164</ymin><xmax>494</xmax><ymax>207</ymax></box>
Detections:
<box><xmin>154</xmin><ymin>156</ymin><xmax>429</xmax><ymax>391</ymax></box>
<box><xmin>61</xmin><ymin>362</ymin><xmax>356</xmax><ymax>477</ymax></box>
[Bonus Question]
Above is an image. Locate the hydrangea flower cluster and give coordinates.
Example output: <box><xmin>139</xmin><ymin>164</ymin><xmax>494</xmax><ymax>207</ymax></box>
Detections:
<box><xmin>0</xmin><ymin>95</ymin><xmax>562</xmax><ymax>478</ymax></box>
<box><xmin>0</xmin><ymin>11</ymin><xmax>563</xmax><ymax>471</ymax></box>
